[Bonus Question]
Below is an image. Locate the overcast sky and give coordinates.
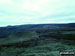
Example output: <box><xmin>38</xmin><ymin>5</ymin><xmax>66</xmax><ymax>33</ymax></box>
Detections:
<box><xmin>0</xmin><ymin>0</ymin><xmax>75</xmax><ymax>26</ymax></box>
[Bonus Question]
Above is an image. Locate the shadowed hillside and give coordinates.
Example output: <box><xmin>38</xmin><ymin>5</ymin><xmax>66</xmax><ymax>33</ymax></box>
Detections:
<box><xmin>0</xmin><ymin>23</ymin><xmax>75</xmax><ymax>56</ymax></box>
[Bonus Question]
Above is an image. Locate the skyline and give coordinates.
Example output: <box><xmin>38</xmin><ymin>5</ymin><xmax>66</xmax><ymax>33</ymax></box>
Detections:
<box><xmin>0</xmin><ymin>0</ymin><xmax>75</xmax><ymax>26</ymax></box>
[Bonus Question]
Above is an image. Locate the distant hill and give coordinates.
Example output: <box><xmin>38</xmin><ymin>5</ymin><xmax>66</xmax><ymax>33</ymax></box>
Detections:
<box><xmin>0</xmin><ymin>23</ymin><xmax>75</xmax><ymax>38</ymax></box>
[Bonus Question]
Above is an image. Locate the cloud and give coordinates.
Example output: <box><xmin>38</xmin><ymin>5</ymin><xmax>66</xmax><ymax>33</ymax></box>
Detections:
<box><xmin>0</xmin><ymin>0</ymin><xmax>75</xmax><ymax>26</ymax></box>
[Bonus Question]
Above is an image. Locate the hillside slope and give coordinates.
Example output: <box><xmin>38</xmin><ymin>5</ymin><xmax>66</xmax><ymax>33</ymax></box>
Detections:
<box><xmin>0</xmin><ymin>23</ymin><xmax>75</xmax><ymax>56</ymax></box>
<box><xmin>0</xmin><ymin>31</ymin><xmax>38</xmax><ymax>45</ymax></box>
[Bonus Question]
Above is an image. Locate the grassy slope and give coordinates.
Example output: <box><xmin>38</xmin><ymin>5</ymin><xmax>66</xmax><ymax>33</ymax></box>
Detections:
<box><xmin>0</xmin><ymin>26</ymin><xmax>75</xmax><ymax>56</ymax></box>
<box><xmin>0</xmin><ymin>37</ymin><xmax>75</xmax><ymax>56</ymax></box>
<box><xmin>0</xmin><ymin>31</ymin><xmax>38</xmax><ymax>45</ymax></box>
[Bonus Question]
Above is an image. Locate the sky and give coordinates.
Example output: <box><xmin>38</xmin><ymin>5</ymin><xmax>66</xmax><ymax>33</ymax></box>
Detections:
<box><xmin>0</xmin><ymin>0</ymin><xmax>75</xmax><ymax>26</ymax></box>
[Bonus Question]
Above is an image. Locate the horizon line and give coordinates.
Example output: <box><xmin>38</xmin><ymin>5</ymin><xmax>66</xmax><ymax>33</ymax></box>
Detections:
<box><xmin>0</xmin><ymin>22</ymin><xmax>75</xmax><ymax>27</ymax></box>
